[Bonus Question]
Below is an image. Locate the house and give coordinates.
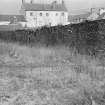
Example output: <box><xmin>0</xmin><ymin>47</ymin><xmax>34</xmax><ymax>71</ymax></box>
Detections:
<box><xmin>97</xmin><ymin>12</ymin><xmax>105</xmax><ymax>20</ymax></box>
<box><xmin>96</xmin><ymin>8</ymin><xmax>105</xmax><ymax>20</ymax></box>
<box><xmin>87</xmin><ymin>8</ymin><xmax>100</xmax><ymax>20</ymax></box>
<box><xmin>69</xmin><ymin>12</ymin><xmax>90</xmax><ymax>24</ymax></box>
<box><xmin>20</xmin><ymin>0</ymin><xmax>69</xmax><ymax>28</ymax></box>
<box><xmin>69</xmin><ymin>7</ymin><xmax>105</xmax><ymax>24</ymax></box>
<box><xmin>99</xmin><ymin>8</ymin><xmax>105</xmax><ymax>15</ymax></box>
<box><xmin>0</xmin><ymin>15</ymin><xmax>26</xmax><ymax>27</ymax></box>
<box><xmin>0</xmin><ymin>15</ymin><xmax>26</xmax><ymax>30</ymax></box>
<box><xmin>87</xmin><ymin>8</ymin><xmax>105</xmax><ymax>21</ymax></box>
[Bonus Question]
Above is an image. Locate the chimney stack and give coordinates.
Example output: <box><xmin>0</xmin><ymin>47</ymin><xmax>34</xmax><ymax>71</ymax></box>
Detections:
<box><xmin>62</xmin><ymin>0</ymin><xmax>64</xmax><ymax>5</ymax></box>
<box><xmin>51</xmin><ymin>1</ymin><xmax>57</xmax><ymax>9</ymax></box>
<box><xmin>90</xmin><ymin>8</ymin><xmax>96</xmax><ymax>14</ymax></box>
<box><xmin>31</xmin><ymin>0</ymin><xmax>34</xmax><ymax>4</ymax></box>
<box><xmin>22</xmin><ymin>0</ymin><xmax>25</xmax><ymax>4</ymax></box>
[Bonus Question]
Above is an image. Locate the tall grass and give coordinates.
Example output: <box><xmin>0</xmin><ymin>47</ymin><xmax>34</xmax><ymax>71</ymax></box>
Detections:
<box><xmin>0</xmin><ymin>42</ymin><xmax>105</xmax><ymax>105</ymax></box>
<box><xmin>1</xmin><ymin>20</ymin><xmax>105</xmax><ymax>104</ymax></box>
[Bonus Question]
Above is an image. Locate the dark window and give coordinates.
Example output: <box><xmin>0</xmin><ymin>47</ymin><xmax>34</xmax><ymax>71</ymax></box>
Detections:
<box><xmin>40</xmin><ymin>13</ymin><xmax>42</xmax><ymax>16</ymax></box>
<box><xmin>56</xmin><ymin>13</ymin><xmax>58</xmax><ymax>16</ymax></box>
<box><xmin>61</xmin><ymin>12</ymin><xmax>64</xmax><ymax>16</ymax></box>
<box><xmin>30</xmin><ymin>12</ymin><xmax>33</xmax><ymax>16</ymax></box>
<box><xmin>46</xmin><ymin>13</ymin><xmax>49</xmax><ymax>16</ymax></box>
<box><xmin>34</xmin><ymin>18</ymin><xmax>36</xmax><ymax>20</ymax></box>
<box><xmin>49</xmin><ymin>22</ymin><xmax>51</xmax><ymax>26</ymax></box>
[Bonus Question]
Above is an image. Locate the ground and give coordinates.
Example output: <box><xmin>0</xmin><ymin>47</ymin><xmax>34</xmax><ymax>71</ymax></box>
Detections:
<box><xmin>0</xmin><ymin>42</ymin><xmax>105</xmax><ymax>105</ymax></box>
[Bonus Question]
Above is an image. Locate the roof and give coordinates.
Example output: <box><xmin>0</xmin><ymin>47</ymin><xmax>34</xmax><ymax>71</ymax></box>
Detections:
<box><xmin>97</xmin><ymin>12</ymin><xmax>105</xmax><ymax>20</ymax></box>
<box><xmin>22</xmin><ymin>3</ymin><xmax>67</xmax><ymax>12</ymax></box>
<box><xmin>0</xmin><ymin>15</ymin><xmax>26</xmax><ymax>22</ymax></box>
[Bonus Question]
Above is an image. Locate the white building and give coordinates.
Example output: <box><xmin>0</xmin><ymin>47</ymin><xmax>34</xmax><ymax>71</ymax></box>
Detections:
<box><xmin>87</xmin><ymin>8</ymin><xmax>105</xmax><ymax>21</ymax></box>
<box><xmin>20</xmin><ymin>0</ymin><xmax>69</xmax><ymax>28</ymax></box>
<box><xmin>99</xmin><ymin>8</ymin><xmax>105</xmax><ymax>15</ymax></box>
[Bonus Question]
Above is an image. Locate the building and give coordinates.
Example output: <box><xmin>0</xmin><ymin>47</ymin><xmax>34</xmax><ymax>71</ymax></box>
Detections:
<box><xmin>20</xmin><ymin>0</ymin><xmax>69</xmax><ymax>28</ymax></box>
<box><xmin>0</xmin><ymin>15</ymin><xmax>26</xmax><ymax>30</ymax></box>
<box><xmin>69</xmin><ymin>7</ymin><xmax>105</xmax><ymax>24</ymax></box>
<box><xmin>87</xmin><ymin>8</ymin><xmax>100</xmax><ymax>20</ymax></box>
<box><xmin>97</xmin><ymin>12</ymin><xmax>105</xmax><ymax>20</ymax></box>
<box><xmin>99</xmin><ymin>8</ymin><xmax>105</xmax><ymax>15</ymax></box>
<box><xmin>0</xmin><ymin>15</ymin><xmax>26</xmax><ymax>26</ymax></box>
<box><xmin>87</xmin><ymin>8</ymin><xmax>105</xmax><ymax>21</ymax></box>
<box><xmin>69</xmin><ymin>12</ymin><xmax>90</xmax><ymax>24</ymax></box>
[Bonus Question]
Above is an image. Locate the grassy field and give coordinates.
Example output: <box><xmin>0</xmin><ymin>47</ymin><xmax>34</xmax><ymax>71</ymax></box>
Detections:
<box><xmin>0</xmin><ymin>42</ymin><xmax>105</xmax><ymax>105</ymax></box>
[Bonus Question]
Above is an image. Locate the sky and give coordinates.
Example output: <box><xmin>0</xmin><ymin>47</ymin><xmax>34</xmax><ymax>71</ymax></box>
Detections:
<box><xmin>0</xmin><ymin>0</ymin><xmax>105</xmax><ymax>15</ymax></box>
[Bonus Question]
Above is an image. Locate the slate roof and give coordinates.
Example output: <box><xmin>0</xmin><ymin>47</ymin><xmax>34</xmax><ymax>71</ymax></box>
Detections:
<box><xmin>97</xmin><ymin>12</ymin><xmax>105</xmax><ymax>20</ymax></box>
<box><xmin>22</xmin><ymin>3</ymin><xmax>67</xmax><ymax>12</ymax></box>
<box><xmin>0</xmin><ymin>15</ymin><xmax>26</xmax><ymax>22</ymax></box>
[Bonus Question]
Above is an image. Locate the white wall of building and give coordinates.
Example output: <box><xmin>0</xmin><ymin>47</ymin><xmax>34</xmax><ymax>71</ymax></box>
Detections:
<box><xmin>0</xmin><ymin>21</ymin><xmax>10</xmax><ymax>25</ymax></box>
<box><xmin>87</xmin><ymin>12</ymin><xmax>99</xmax><ymax>20</ymax></box>
<box><xmin>99</xmin><ymin>8</ymin><xmax>105</xmax><ymax>15</ymax></box>
<box><xmin>18</xmin><ymin>22</ymin><xmax>26</xmax><ymax>27</ymax></box>
<box><xmin>25</xmin><ymin>11</ymin><xmax>68</xmax><ymax>28</ymax></box>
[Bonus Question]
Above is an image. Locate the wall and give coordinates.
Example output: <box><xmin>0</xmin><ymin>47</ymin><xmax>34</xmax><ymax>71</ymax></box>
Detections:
<box><xmin>18</xmin><ymin>22</ymin><xmax>26</xmax><ymax>27</ymax></box>
<box><xmin>0</xmin><ymin>21</ymin><xmax>10</xmax><ymax>25</ymax></box>
<box><xmin>25</xmin><ymin>11</ymin><xmax>68</xmax><ymax>27</ymax></box>
<box><xmin>99</xmin><ymin>8</ymin><xmax>105</xmax><ymax>15</ymax></box>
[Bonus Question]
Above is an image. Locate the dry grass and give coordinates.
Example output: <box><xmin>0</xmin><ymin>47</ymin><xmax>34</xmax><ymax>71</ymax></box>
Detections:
<box><xmin>0</xmin><ymin>42</ymin><xmax>105</xmax><ymax>105</ymax></box>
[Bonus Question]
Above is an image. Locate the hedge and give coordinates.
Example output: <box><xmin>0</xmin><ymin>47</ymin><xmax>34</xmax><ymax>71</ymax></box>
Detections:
<box><xmin>0</xmin><ymin>19</ymin><xmax>105</xmax><ymax>56</ymax></box>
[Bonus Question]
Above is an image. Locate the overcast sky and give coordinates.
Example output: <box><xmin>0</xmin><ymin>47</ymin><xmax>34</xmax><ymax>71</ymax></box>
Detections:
<box><xmin>0</xmin><ymin>0</ymin><xmax>105</xmax><ymax>15</ymax></box>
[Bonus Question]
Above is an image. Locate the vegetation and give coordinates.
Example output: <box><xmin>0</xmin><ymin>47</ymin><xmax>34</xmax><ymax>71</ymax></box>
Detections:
<box><xmin>0</xmin><ymin>19</ymin><xmax>105</xmax><ymax>105</ymax></box>
<box><xmin>0</xmin><ymin>19</ymin><xmax>105</xmax><ymax>57</ymax></box>
<box><xmin>0</xmin><ymin>42</ymin><xmax>104</xmax><ymax>105</ymax></box>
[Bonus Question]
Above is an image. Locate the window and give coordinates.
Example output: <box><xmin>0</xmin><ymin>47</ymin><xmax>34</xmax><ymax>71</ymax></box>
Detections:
<box><xmin>30</xmin><ymin>12</ymin><xmax>33</xmax><ymax>16</ymax></box>
<box><xmin>49</xmin><ymin>22</ymin><xmax>51</xmax><ymax>26</ymax></box>
<box><xmin>34</xmin><ymin>18</ymin><xmax>37</xmax><ymax>20</ymax></box>
<box><xmin>56</xmin><ymin>13</ymin><xmax>58</xmax><ymax>16</ymax></box>
<box><xmin>61</xmin><ymin>12</ymin><xmax>64</xmax><ymax>16</ymax></box>
<box><xmin>40</xmin><ymin>13</ymin><xmax>42</xmax><ymax>16</ymax></box>
<box><xmin>46</xmin><ymin>13</ymin><xmax>49</xmax><ymax>16</ymax></box>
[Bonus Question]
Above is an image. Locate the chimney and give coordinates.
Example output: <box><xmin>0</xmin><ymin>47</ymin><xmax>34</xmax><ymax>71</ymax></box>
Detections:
<box><xmin>22</xmin><ymin>0</ymin><xmax>25</xmax><ymax>4</ymax></box>
<box><xmin>91</xmin><ymin>8</ymin><xmax>96</xmax><ymax>14</ymax></box>
<box><xmin>62</xmin><ymin>0</ymin><xmax>64</xmax><ymax>5</ymax></box>
<box><xmin>99</xmin><ymin>8</ymin><xmax>101</xmax><ymax>15</ymax></box>
<box><xmin>51</xmin><ymin>1</ymin><xmax>57</xmax><ymax>9</ymax></box>
<box><xmin>31</xmin><ymin>0</ymin><xmax>34</xmax><ymax>4</ymax></box>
